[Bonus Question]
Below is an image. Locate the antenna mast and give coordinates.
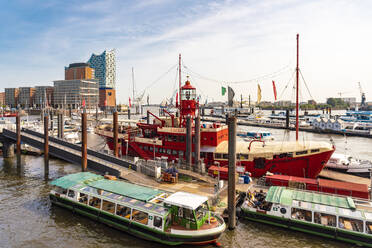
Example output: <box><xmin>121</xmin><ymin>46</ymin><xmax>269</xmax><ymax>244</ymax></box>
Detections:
<box><xmin>179</xmin><ymin>54</ymin><xmax>182</xmax><ymax>112</ymax></box>
<box><xmin>132</xmin><ymin>67</ymin><xmax>135</xmax><ymax>102</ymax></box>
<box><xmin>296</xmin><ymin>34</ymin><xmax>299</xmax><ymax>141</ymax></box>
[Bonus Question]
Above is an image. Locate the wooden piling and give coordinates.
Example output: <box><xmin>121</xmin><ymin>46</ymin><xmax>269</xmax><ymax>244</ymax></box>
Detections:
<box><xmin>113</xmin><ymin>110</ymin><xmax>119</xmax><ymax>157</ymax></box>
<box><xmin>286</xmin><ymin>109</ymin><xmax>290</xmax><ymax>129</ymax></box>
<box><xmin>44</xmin><ymin>114</ymin><xmax>49</xmax><ymax>177</ymax></box>
<box><xmin>194</xmin><ymin>114</ymin><xmax>201</xmax><ymax>171</ymax></box>
<box><xmin>128</xmin><ymin>109</ymin><xmax>131</xmax><ymax>119</ymax></box>
<box><xmin>81</xmin><ymin>109</ymin><xmax>87</xmax><ymax>172</ymax></box>
<box><xmin>185</xmin><ymin>115</ymin><xmax>192</xmax><ymax>169</ymax></box>
<box><xmin>147</xmin><ymin>111</ymin><xmax>150</xmax><ymax>125</ymax></box>
<box><xmin>16</xmin><ymin>112</ymin><xmax>21</xmax><ymax>156</ymax></box>
<box><xmin>227</xmin><ymin>115</ymin><xmax>237</xmax><ymax>230</ymax></box>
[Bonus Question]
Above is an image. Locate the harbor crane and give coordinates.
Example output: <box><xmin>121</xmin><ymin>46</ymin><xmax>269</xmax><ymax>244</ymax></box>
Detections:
<box><xmin>358</xmin><ymin>82</ymin><xmax>366</xmax><ymax>107</ymax></box>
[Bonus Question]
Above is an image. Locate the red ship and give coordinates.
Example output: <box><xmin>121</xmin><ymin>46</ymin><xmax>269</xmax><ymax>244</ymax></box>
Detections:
<box><xmin>96</xmin><ymin>54</ymin><xmax>334</xmax><ymax>179</ymax></box>
<box><xmin>0</xmin><ymin>112</ymin><xmax>17</xmax><ymax>117</ymax></box>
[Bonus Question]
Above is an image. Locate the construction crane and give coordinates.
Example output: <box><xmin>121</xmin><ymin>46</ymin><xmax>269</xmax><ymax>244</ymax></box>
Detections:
<box><xmin>337</xmin><ymin>91</ymin><xmax>352</xmax><ymax>98</ymax></box>
<box><xmin>358</xmin><ymin>82</ymin><xmax>366</xmax><ymax>107</ymax></box>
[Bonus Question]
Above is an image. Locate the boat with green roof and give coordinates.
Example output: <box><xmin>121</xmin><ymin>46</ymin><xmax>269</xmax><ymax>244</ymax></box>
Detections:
<box><xmin>49</xmin><ymin>172</ymin><xmax>226</xmax><ymax>246</ymax></box>
<box><xmin>239</xmin><ymin>186</ymin><xmax>372</xmax><ymax>247</ymax></box>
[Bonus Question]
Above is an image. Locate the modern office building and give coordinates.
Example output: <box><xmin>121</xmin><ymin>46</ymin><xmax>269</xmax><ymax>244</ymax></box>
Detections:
<box><xmin>65</xmin><ymin>63</ymin><xmax>95</xmax><ymax>80</ymax></box>
<box><xmin>88</xmin><ymin>50</ymin><xmax>116</xmax><ymax>109</ymax></box>
<box><xmin>34</xmin><ymin>86</ymin><xmax>54</xmax><ymax>109</ymax></box>
<box><xmin>53</xmin><ymin>79</ymin><xmax>99</xmax><ymax>109</ymax></box>
<box><xmin>0</xmin><ymin>92</ymin><xmax>5</xmax><ymax>106</ymax></box>
<box><xmin>5</xmin><ymin>88</ymin><xmax>19</xmax><ymax>108</ymax></box>
<box><xmin>18</xmin><ymin>87</ymin><xmax>35</xmax><ymax>108</ymax></box>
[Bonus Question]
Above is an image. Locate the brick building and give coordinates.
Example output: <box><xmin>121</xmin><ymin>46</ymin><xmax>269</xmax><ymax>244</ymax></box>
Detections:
<box><xmin>65</xmin><ymin>63</ymin><xmax>95</xmax><ymax>80</ymax></box>
<box><xmin>18</xmin><ymin>87</ymin><xmax>35</xmax><ymax>108</ymax></box>
<box><xmin>5</xmin><ymin>88</ymin><xmax>19</xmax><ymax>108</ymax></box>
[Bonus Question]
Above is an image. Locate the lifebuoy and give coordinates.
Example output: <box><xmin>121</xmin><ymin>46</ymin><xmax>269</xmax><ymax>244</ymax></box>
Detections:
<box><xmin>210</xmin><ymin>217</ymin><xmax>217</xmax><ymax>223</ymax></box>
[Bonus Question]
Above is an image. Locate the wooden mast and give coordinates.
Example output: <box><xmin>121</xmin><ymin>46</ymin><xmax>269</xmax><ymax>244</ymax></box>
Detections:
<box><xmin>179</xmin><ymin>54</ymin><xmax>182</xmax><ymax>125</ymax></box>
<box><xmin>296</xmin><ymin>34</ymin><xmax>299</xmax><ymax>141</ymax></box>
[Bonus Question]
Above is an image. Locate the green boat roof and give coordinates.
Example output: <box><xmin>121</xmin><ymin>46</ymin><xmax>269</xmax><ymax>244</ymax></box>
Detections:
<box><xmin>51</xmin><ymin>172</ymin><xmax>163</xmax><ymax>202</ymax></box>
<box><xmin>51</xmin><ymin>172</ymin><xmax>103</xmax><ymax>189</ymax></box>
<box><xmin>88</xmin><ymin>179</ymin><xmax>163</xmax><ymax>202</ymax></box>
<box><xmin>265</xmin><ymin>186</ymin><xmax>356</xmax><ymax>210</ymax></box>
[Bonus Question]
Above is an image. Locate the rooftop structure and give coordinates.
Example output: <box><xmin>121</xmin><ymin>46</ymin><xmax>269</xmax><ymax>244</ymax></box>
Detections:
<box><xmin>65</xmin><ymin>62</ymin><xmax>95</xmax><ymax>80</ymax></box>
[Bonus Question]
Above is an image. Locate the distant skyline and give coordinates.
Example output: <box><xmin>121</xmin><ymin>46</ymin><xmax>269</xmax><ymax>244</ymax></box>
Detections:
<box><xmin>1</xmin><ymin>0</ymin><xmax>371</xmax><ymax>104</ymax></box>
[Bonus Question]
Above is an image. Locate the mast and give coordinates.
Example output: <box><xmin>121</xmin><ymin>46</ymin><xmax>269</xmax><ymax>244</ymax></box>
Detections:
<box><xmin>178</xmin><ymin>54</ymin><xmax>182</xmax><ymax>124</ymax></box>
<box><xmin>296</xmin><ymin>33</ymin><xmax>299</xmax><ymax>141</ymax></box>
<box><xmin>132</xmin><ymin>67</ymin><xmax>135</xmax><ymax>103</ymax></box>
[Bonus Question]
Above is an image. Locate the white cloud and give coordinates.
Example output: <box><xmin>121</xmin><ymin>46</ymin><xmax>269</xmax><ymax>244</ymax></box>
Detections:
<box><xmin>2</xmin><ymin>0</ymin><xmax>372</xmax><ymax>104</ymax></box>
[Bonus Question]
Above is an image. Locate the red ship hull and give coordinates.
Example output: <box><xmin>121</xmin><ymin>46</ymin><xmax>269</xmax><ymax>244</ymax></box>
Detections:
<box><xmin>105</xmin><ymin>139</ymin><xmax>333</xmax><ymax>179</ymax></box>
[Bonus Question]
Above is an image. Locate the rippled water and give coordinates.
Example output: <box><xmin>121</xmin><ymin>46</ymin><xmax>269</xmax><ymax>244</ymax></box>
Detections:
<box><xmin>1</xmin><ymin>120</ymin><xmax>370</xmax><ymax>247</ymax></box>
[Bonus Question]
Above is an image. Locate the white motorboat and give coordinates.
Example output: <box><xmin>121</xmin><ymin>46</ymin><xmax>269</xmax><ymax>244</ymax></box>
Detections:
<box><xmin>325</xmin><ymin>153</ymin><xmax>372</xmax><ymax>178</ymax></box>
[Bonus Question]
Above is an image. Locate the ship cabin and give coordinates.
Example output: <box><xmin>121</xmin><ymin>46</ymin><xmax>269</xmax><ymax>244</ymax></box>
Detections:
<box><xmin>50</xmin><ymin>173</ymin><xmax>220</xmax><ymax>234</ymax></box>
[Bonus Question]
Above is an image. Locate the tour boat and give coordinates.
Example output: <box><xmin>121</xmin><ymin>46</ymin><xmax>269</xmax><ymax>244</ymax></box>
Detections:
<box><xmin>239</xmin><ymin>186</ymin><xmax>372</xmax><ymax>247</ymax></box>
<box><xmin>0</xmin><ymin>112</ymin><xmax>17</xmax><ymax>118</ymax></box>
<box><xmin>96</xmin><ymin>53</ymin><xmax>334</xmax><ymax>179</ymax></box>
<box><xmin>50</xmin><ymin>172</ymin><xmax>226</xmax><ymax>245</ymax></box>
<box><xmin>325</xmin><ymin>153</ymin><xmax>372</xmax><ymax>178</ymax></box>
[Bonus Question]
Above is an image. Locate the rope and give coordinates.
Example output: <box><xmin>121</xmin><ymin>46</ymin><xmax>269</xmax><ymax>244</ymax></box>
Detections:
<box><xmin>138</xmin><ymin>63</ymin><xmax>178</xmax><ymax>94</ymax></box>
<box><xmin>299</xmin><ymin>68</ymin><xmax>315</xmax><ymax>101</ymax></box>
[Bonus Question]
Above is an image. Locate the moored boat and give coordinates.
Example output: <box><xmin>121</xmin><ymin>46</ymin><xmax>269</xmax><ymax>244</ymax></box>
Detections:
<box><xmin>237</xmin><ymin>130</ymin><xmax>275</xmax><ymax>141</ymax></box>
<box><xmin>326</xmin><ymin>153</ymin><xmax>372</xmax><ymax>178</ymax></box>
<box><xmin>239</xmin><ymin>186</ymin><xmax>372</xmax><ymax>247</ymax></box>
<box><xmin>49</xmin><ymin>172</ymin><xmax>225</xmax><ymax>245</ymax></box>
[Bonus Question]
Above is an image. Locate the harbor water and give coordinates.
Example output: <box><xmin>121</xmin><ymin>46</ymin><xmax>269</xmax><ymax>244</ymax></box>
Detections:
<box><xmin>1</xmin><ymin>119</ymin><xmax>371</xmax><ymax>247</ymax></box>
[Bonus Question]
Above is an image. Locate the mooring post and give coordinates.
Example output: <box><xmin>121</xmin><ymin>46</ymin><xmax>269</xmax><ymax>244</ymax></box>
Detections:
<box><xmin>147</xmin><ymin>111</ymin><xmax>150</xmax><ymax>125</ymax></box>
<box><xmin>16</xmin><ymin>112</ymin><xmax>21</xmax><ymax>157</ymax></box>
<box><xmin>44</xmin><ymin>113</ymin><xmax>49</xmax><ymax>177</ymax></box>
<box><xmin>81</xmin><ymin>109</ymin><xmax>87</xmax><ymax>172</ymax></box>
<box><xmin>96</xmin><ymin>106</ymin><xmax>98</xmax><ymax>121</ymax></box>
<box><xmin>286</xmin><ymin>109</ymin><xmax>290</xmax><ymax>129</ymax></box>
<box><xmin>194</xmin><ymin>114</ymin><xmax>201</xmax><ymax>172</ymax></box>
<box><xmin>113</xmin><ymin>110</ymin><xmax>119</xmax><ymax>157</ymax></box>
<box><xmin>228</xmin><ymin>115</ymin><xmax>237</xmax><ymax>230</ymax></box>
<box><xmin>60</xmin><ymin>114</ymin><xmax>64</xmax><ymax>138</ymax></box>
<box><xmin>185</xmin><ymin>115</ymin><xmax>192</xmax><ymax>170</ymax></box>
<box><xmin>50</xmin><ymin>111</ymin><xmax>54</xmax><ymax>133</ymax></box>
<box><xmin>128</xmin><ymin>108</ymin><xmax>131</xmax><ymax>120</ymax></box>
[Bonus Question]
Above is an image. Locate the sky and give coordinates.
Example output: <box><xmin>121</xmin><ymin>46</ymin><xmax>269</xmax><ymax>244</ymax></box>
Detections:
<box><xmin>1</xmin><ymin>0</ymin><xmax>372</xmax><ymax>104</ymax></box>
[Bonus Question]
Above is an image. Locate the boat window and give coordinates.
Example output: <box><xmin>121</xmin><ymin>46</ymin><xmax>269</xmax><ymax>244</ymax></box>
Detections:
<box><xmin>366</xmin><ymin>221</ymin><xmax>372</xmax><ymax>234</ymax></box>
<box><xmin>195</xmin><ymin>202</ymin><xmax>208</xmax><ymax>221</ymax></box>
<box><xmin>179</xmin><ymin>136</ymin><xmax>185</xmax><ymax>142</ymax></box>
<box><xmin>165</xmin><ymin>213</ymin><xmax>172</xmax><ymax>230</ymax></box>
<box><xmin>153</xmin><ymin>216</ymin><xmax>162</xmax><ymax>229</ymax></box>
<box><xmin>143</xmin><ymin>146</ymin><xmax>148</xmax><ymax>151</ymax></box>
<box><xmin>102</xmin><ymin>200</ymin><xmax>115</xmax><ymax>214</ymax></box>
<box><xmin>179</xmin><ymin>150</ymin><xmax>184</xmax><ymax>157</ymax></box>
<box><xmin>314</xmin><ymin>212</ymin><xmax>336</xmax><ymax>227</ymax></box>
<box><xmin>78</xmin><ymin>193</ymin><xmax>88</xmax><ymax>204</ymax></box>
<box><xmin>172</xmin><ymin>150</ymin><xmax>178</xmax><ymax>155</ymax></box>
<box><xmin>215</xmin><ymin>153</ymin><xmax>222</xmax><ymax>159</ymax></box>
<box><xmin>155</xmin><ymin>147</ymin><xmax>158</xmax><ymax>152</ymax></box>
<box><xmin>149</xmin><ymin>146</ymin><xmax>153</xmax><ymax>152</ymax></box>
<box><xmin>339</xmin><ymin>217</ymin><xmax>363</xmax><ymax>232</ymax></box>
<box><xmin>89</xmin><ymin>196</ymin><xmax>101</xmax><ymax>209</ymax></box>
<box><xmin>310</xmin><ymin>149</ymin><xmax>320</xmax><ymax>153</ymax></box>
<box><xmin>240</xmin><ymin>154</ymin><xmax>249</xmax><ymax>160</ymax></box>
<box><xmin>167</xmin><ymin>149</ymin><xmax>171</xmax><ymax>155</ymax></box>
<box><xmin>183</xmin><ymin>208</ymin><xmax>195</xmax><ymax>222</ymax></box>
<box><xmin>55</xmin><ymin>187</ymin><xmax>67</xmax><ymax>194</ymax></box>
<box><xmin>67</xmin><ymin>190</ymin><xmax>75</xmax><ymax>198</ymax></box>
<box><xmin>291</xmin><ymin>208</ymin><xmax>312</xmax><ymax>222</ymax></box>
<box><xmin>296</xmin><ymin>150</ymin><xmax>308</xmax><ymax>155</ymax></box>
<box><xmin>139</xmin><ymin>145</ymin><xmax>143</xmax><ymax>149</ymax></box>
<box><xmin>159</xmin><ymin>148</ymin><xmax>163</xmax><ymax>153</ymax></box>
<box><xmin>132</xmin><ymin>209</ymin><xmax>149</xmax><ymax>225</ymax></box>
<box><xmin>116</xmin><ymin>204</ymin><xmax>131</xmax><ymax>219</ymax></box>
<box><xmin>222</xmin><ymin>154</ymin><xmax>228</xmax><ymax>159</ymax></box>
